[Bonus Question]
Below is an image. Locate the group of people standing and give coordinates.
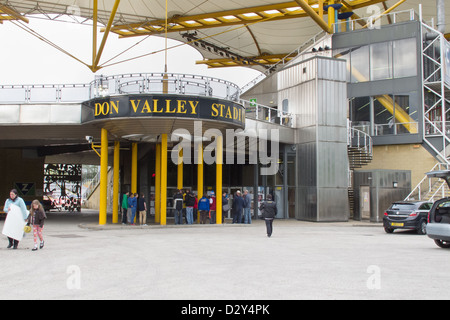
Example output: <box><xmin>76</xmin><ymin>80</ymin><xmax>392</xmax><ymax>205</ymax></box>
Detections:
<box><xmin>121</xmin><ymin>192</ymin><xmax>147</xmax><ymax>226</ymax></box>
<box><xmin>173</xmin><ymin>189</ymin><xmax>219</xmax><ymax>225</ymax></box>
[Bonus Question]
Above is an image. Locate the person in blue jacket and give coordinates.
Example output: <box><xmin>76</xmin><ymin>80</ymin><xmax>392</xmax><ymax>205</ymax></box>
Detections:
<box><xmin>128</xmin><ymin>193</ymin><xmax>137</xmax><ymax>225</ymax></box>
<box><xmin>198</xmin><ymin>193</ymin><xmax>210</xmax><ymax>224</ymax></box>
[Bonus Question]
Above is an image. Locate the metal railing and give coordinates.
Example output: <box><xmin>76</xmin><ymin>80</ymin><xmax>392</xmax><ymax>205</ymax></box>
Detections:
<box><xmin>90</xmin><ymin>73</ymin><xmax>241</xmax><ymax>102</ymax></box>
<box><xmin>240</xmin><ymin>99</ymin><xmax>294</xmax><ymax>127</ymax></box>
<box><xmin>333</xmin><ymin>9</ymin><xmax>417</xmax><ymax>33</ymax></box>
<box><xmin>405</xmin><ymin>163</ymin><xmax>450</xmax><ymax>201</ymax></box>
<box><xmin>0</xmin><ymin>72</ymin><xmax>241</xmax><ymax>104</ymax></box>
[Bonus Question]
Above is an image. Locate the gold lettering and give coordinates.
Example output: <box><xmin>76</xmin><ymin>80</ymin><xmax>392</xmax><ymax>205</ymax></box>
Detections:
<box><xmin>130</xmin><ymin>100</ymin><xmax>141</xmax><ymax>113</ymax></box>
<box><xmin>110</xmin><ymin>101</ymin><xmax>119</xmax><ymax>114</ymax></box>
<box><xmin>177</xmin><ymin>100</ymin><xmax>188</xmax><ymax>114</ymax></box>
<box><xmin>233</xmin><ymin>107</ymin><xmax>239</xmax><ymax>120</ymax></box>
<box><xmin>225</xmin><ymin>108</ymin><xmax>232</xmax><ymax>119</ymax></box>
<box><xmin>153</xmin><ymin>99</ymin><xmax>163</xmax><ymax>113</ymax></box>
<box><xmin>95</xmin><ymin>103</ymin><xmax>102</xmax><ymax>116</ymax></box>
<box><xmin>211</xmin><ymin>104</ymin><xmax>219</xmax><ymax>117</ymax></box>
<box><xmin>188</xmin><ymin>101</ymin><xmax>199</xmax><ymax>115</ymax></box>
<box><xmin>141</xmin><ymin>100</ymin><xmax>152</xmax><ymax>113</ymax></box>
<box><xmin>166</xmin><ymin>100</ymin><xmax>176</xmax><ymax>113</ymax></box>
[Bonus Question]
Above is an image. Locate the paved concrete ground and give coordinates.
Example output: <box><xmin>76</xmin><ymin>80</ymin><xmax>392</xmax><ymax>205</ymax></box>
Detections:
<box><xmin>0</xmin><ymin>210</ymin><xmax>449</xmax><ymax>300</ymax></box>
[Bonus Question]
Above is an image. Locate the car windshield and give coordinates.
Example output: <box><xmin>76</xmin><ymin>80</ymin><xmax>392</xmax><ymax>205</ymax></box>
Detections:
<box><xmin>390</xmin><ymin>203</ymin><xmax>417</xmax><ymax>210</ymax></box>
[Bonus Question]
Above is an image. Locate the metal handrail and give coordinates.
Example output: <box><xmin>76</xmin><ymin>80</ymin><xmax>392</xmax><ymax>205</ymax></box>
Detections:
<box><xmin>240</xmin><ymin>99</ymin><xmax>294</xmax><ymax>127</ymax></box>
<box><xmin>0</xmin><ymin>72</ymin><xmax>242</xmax><ymax>104</ymax></box>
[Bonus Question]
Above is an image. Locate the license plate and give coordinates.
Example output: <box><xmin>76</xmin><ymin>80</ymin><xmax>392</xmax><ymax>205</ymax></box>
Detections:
<box><xmin>391</xmin><ymin>222</ymin><xmax>404</xmax><ymax>227</ymax></box>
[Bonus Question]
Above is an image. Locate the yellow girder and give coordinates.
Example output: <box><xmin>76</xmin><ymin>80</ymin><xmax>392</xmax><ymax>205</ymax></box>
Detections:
<box><xmin>108</xmin><ymin>2</ymin><xmax>315</xmax><ymax>38</ymax></box>
<box><xmin>196</xmin><ymin>53</ymin><xmax>297</xmax><ymax>68</ymax></box>
<box><xmin>0</xmin><ymin>4</ymin><xmax>29</xmax><ymax>23</ymax></box>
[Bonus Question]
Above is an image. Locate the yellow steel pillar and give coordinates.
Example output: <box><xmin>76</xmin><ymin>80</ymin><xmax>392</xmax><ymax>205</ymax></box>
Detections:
<box><xmin>112</xmin><ymin>141</ymin><xmax>120</xmax><ymax>224</ymax></box>
<box><xmin>328</xmin><ymin>0</ymin><xmax>336</xmax><ymax>32</ymax></box>
<box><xmin>197</xmin><ymin>143</ymin><xmax>204</xmax><ymax>223</ymax></box>
<box><xmin>160</xmin><ymin>134</ymin><xmax>168</xmax><ymax>225</ymax></box>
<box><xmin>216</xmin><ymin>135</ymin><xmax>223</xmax><ymax>225</ymax></box>
<box><xmin>155</xmin><ymin>144</ymin><xmax>161</xmax><ymax>224</ymax></box>
<box><xmin>131</xmin><ymin>143</ymin><xmax>138</xmax><ymax>194</ymax></box>
<box><xmin>131</xmin><ymin>143</ymin><xmax>138</xmax><ymax>223</ymax></box>
<box><xmin>99</xmin><ymin>128</ymin><xmax>108</xmax><ymax>225</ymax></box>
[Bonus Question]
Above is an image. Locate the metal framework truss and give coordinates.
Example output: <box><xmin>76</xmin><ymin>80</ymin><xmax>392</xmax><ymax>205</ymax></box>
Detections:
<box><xmin>422</xmin><ymin>22</ymin><xmax>450</xmax><ymax>165</ymax></box>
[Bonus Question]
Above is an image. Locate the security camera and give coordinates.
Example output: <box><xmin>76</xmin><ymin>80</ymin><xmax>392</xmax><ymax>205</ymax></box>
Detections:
<box><xmin>85</xmin><ymin>136</ymin><xmax>93</xmax><ymax>143</ymax></box>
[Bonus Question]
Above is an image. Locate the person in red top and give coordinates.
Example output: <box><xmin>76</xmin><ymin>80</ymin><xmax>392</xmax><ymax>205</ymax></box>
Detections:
<box><xmin>209</xmin><ymin>191</ymin><xmax>216</xmax><ymax>224</ymax></box>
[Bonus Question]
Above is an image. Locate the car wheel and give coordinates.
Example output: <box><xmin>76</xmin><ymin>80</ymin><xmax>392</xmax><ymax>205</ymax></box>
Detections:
<box><xmin>434</xmin><ymin>239</ymin><xmax>450</xmax><ymax>248</ymax></box>
<box><xmin>384</xmin><ymin>227</ymin><xmax>394</xmax><ymax>233</ymax></box>
<box><xmin>417</xmin><ymin>220</ymin><xmax>427</xmax><ymax>235</ymax></box>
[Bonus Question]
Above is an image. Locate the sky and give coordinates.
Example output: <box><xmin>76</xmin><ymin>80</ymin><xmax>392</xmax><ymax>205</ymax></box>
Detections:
<box><xmin>0</xmin><ymin>17</ymin><xmax>262</xmax><ymax>88</ymax></box>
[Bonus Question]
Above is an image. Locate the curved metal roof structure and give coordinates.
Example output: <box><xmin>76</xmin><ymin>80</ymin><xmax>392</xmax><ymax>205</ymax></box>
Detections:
<box><xmin>0</xmin><ymin>0</ymin><xmax>448</xmax><ymax>73</ymax></box>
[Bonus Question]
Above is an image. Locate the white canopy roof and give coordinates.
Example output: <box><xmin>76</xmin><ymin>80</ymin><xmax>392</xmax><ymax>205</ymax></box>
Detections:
<box><xmin>0</xmin><ymin>0</ymin><xmax>448</xmax><ymax>71</ymax></box>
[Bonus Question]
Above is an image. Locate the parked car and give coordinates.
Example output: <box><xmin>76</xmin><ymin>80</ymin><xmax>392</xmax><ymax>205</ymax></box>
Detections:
<box><xmin>383</xmin><ymin>201</ymin><xmax>432</xmax><ymax>234</ymax></box>
<box><xmin>425</xmin><ymin>170</ymin><xmax>450</xmax><ymax>248</ymax></box>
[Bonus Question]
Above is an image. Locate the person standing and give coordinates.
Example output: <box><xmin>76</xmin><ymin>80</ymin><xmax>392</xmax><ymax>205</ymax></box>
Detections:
<box><xmin>128</xmin><ymin>193</ymin><xmax>137</xmax><ymax>225</ymax></box>
<box><xmin>27</xmin><ymin>200</ymin><xmax>46</xmax><ymax>251</ymax></box>
<box><xmin>138</xmin><ymin>193</ymin><xmax>147</xmax><ymax>226</ymax></box>
<box><xmin>222</xmin><ymin>192</ymin><xmax>229</xmax><ymax>223</ymax></box>
<box><xmin>232</xmin><ymin>190</ymin><xmax>244</xmax><ymax>224</ymax></box>
<box><xmin>3</xmin><ymin>189</ymin><xmax>28</xmax><ymax>249</ymax></box>
<box><xmin>259</xmin><ymin>194</ymin><xmax>277</xmax><ymax>237</ymax></box>
<box><xmin>173</xmin><ymin>189</ymin><xmax>184</xmax><ymax>225</ymax></box>
<box><xmin>198</xmin><ymin>193</ymin><xmax>210</xmax><ymax>224</ymax></box>
<box><xmin>121</xmin><ymin>192</ymin><xmax>129</xmax><ymax>225</ymax></box>
<box><xmin>243</xmin><ymin>190</ymin><xmax>252</xmax><ymax>224</ymax></box>
<box><xmin>209</xmin><ymin>191</ymin><xmax>216</xmax><ymax>224</ymax></box>
<box><xmin>184</xmin><ymin>190</ymin><xmax>196</xmax><ymax>225</ymax></box>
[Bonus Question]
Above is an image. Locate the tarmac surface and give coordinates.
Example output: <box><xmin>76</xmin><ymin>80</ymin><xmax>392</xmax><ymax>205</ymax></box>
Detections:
<box><xmin>1</xmin><ymin>209</ymin><xmax>449</xmax><ymax>300</ymax></box>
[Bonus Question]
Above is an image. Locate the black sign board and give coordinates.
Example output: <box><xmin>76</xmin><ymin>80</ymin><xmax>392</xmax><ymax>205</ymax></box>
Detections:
<box><xmin>84</xmin><ymin>94</ymin><xmax>245</xmax><ymax>128</ymax></box>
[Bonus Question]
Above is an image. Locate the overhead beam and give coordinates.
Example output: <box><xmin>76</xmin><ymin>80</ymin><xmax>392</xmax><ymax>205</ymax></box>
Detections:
<box><xmin>196</xmin><ymin>53</ymin><xmax>297</xmax><ymax>68</ymax></box>
<box><xmin>293</xmin><ymin>0</ymin><xmax>332</xmax><ymax>33</ymax></box>
<box><xmin>108</xmin><ymin>1</ymin><xmax>317</xmax><ymax>37</ymax></box>
<box><xmin>90</xmin><ymin>0</ymin><xmax>121</xmax><ymax>72</ymax></box>
<box><xmin>0</xmin><ymin>4</ymin><xmax>29</xmax><ymax>23</ymax></box>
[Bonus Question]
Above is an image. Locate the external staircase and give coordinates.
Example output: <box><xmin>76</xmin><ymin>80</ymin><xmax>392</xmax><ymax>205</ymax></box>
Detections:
<box><xmin>347</xmin><ymin>125</ymin><xmax>373</xmax><ymax>216</ymax></box>
<box><xmin>405</xmin><ymin>163</ymin><xmax>450</xmax><ymax>202</ymax></box>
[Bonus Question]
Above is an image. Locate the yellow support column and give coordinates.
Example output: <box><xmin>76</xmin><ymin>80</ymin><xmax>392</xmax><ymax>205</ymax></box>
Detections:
<box><xmin>161</xmin><ymin>134</ymin><xmax>168</xmax><ymax>225</ymax></box>
<box><xmin>99</xmin><ymin>128</ymin><xmax>108</xmax><ymax>225</ymax></box>
<box><xmin>155</xmin><ymin>144</ymin><xmax>161</xmax><ymax>224</ymax></box>
<box><xmin>131</xmin><ymin>143</ymin><xmax>138</xmax><ymax>224</ymax></box>
<box><xmin>328</xmin><ymin>0</ymin><xmax>335</xmax><ymax>32</ymax></box>
<box><xmin>197</xmin><ymin>143</ymin><xmax>204</xmax><ymax>223</ymax></box>
<box><xmin>216</xmin><ymin>135</ymin><xmax>223</xmax><ymax>225</ymax></box>
<box><xmin>112</xmin><ymin>141</ymin><xmax>120</xmax><ymax>224</ymax></box>
<box><xmin>131</xmin><ymin>143</ymin><xmax>138</xmax><ymax>194</ymax></box>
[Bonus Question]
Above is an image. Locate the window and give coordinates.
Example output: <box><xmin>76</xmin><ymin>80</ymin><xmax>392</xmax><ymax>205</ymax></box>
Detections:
<box><xmin>393</xmin><ymin>38</ymin><xmax>418</xmax><ymax>78</ymax></box>
<box><xmin>370</xmin><ymin>41</ymin><xmax>393</xmax><ymax>80</ymax></box>
<box><xmin>350</xmin><ymin>97</ymin><xmax>371</xmax><ymax>134</ymax></box>
<box><xmin>350</xmin><ymin>45</ymin><xmax>370</xmax><ymax>83</ymax></box>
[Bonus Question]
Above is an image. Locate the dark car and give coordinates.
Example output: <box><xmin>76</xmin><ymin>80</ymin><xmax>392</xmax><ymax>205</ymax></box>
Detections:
<box><xmin>383</xmin><ymin>201</ymin><xmax>432</xmax><ymax>234</ymax></box>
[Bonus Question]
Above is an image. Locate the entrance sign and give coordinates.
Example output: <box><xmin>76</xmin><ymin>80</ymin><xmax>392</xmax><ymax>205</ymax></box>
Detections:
<box><xmin>84</xmin><ymin>94</ymin><xmax>246</xmax><ymax>128</ymax></box>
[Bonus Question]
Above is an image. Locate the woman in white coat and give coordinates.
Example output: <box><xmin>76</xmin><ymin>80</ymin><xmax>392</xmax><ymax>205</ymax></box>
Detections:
<box><xmin>3</xmin><ymin>189</ymin><xmax>28</xmax><ymax>249</ymax></box>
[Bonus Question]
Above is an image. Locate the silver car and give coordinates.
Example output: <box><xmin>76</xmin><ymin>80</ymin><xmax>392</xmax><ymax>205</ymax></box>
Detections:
<box><xmin>426</xmin><ymin>170</ymin><xmax>450</xmax><ymax>248</ymax></box>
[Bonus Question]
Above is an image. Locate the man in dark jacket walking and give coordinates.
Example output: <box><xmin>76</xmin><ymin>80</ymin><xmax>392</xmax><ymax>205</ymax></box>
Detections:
<box><xmin>259</xmin><ymin>194</ymin><xmax>277</xmax><ymax>237</ymax></box>
<box><xmin>232</xmin><ymin>190</ymin><xmax>244</xmax><ymax>224</ymax></box>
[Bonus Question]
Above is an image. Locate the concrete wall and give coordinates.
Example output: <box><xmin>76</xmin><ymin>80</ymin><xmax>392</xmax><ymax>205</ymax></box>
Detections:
<box><xmin>0</xmin><ymin>148</ymin><xmax>45</xmax><ymax>210</ymax></box>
